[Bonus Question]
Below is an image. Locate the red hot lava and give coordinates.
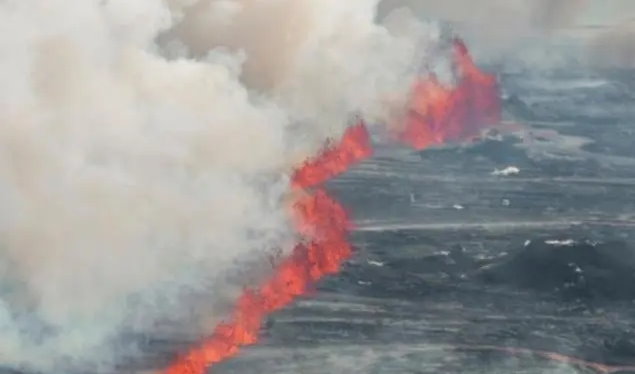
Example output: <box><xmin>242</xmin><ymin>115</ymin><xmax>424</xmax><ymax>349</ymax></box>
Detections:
<box><xmin>164</xmin><ymin>39</ymin><xmax>501</xmax><ymax>374</ymax></box>
<box><xmin>164</xmin><ymin>124</ymin><xmax>372</xmax><ymax>374</ymax></box>
<box><xmin>292</xmin><ymin>122</ymin><xmax>373</xmax><ymax>189</ymax></box>
<box><xmin>398</xmin><ymin>39</ymin><xmax>501</xmax><ymax>150</ymax></box>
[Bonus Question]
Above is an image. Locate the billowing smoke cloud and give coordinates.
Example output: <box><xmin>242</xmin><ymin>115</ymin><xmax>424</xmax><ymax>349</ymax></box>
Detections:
<box><xmin>0</xmin><ymin>0</ymin><xmax>436</xmax><ymax>372</ymax></box>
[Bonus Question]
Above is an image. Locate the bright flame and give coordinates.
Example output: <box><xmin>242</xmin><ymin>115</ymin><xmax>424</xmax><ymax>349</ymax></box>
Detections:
<box><xmin>164</xmin><ymin>124</ymin><xmax>371</xmax><ymax>374</ymax></box>
<box><xmin>164</xmin><ymin>38</ymin><xmax>498</xmax><ymax>374</ymax></box>
<box><xmin>292</xmin><ymin>122</ymin><xmax>373</xmax><ymax>189</ymax></box>
<box><xmin>398</xmin><ymin>39</ymin><xmax>501</xmax><ymax>149</ymax></box>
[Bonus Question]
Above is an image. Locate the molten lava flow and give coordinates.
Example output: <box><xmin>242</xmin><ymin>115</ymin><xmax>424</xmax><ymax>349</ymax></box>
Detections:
<box><xmin>398</xmin><ymin>39</ymin><xmax>501</xmax><ymax>150</ymax></box>
<box><xmin>164</xmin><ymin>38</ymin><xmax>496</xmax><ymax>374</ymax></box>
<box><xmin>292</xmin><ymin>122</ymin><xmax>373</xmax><ymax>189</ymax></box>
<box><xmin>164</xmin><ymin>125</ymin><xmax>370</xmax><ymax>374</ymax></box>
<box><xmin>164</xmin><ymin>192</ymin><xmax>353</xmax><ymax>374</ymax></box>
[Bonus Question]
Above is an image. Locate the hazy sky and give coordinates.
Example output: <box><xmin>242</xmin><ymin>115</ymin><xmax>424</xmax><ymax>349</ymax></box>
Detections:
<box><xmin>582</xmin><ymin>0</ymin><xmax>635</xmax><ymax>25</ymax></box>
<box><xmin>379</xmin><ymin>0</ymin><xmax>634</xmax><ymax>27</ymax></box>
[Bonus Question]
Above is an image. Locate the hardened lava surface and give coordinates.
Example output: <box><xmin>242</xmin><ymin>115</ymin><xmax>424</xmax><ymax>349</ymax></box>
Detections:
<box><xmin>215</xmin><ymin>68</ymin><xmax>635</xmax><ymax>374</ymax></box>
<box><xmin>3</xmin><ymin>70</ymin><xmax>634</xmax><ymax>374</ymax></box>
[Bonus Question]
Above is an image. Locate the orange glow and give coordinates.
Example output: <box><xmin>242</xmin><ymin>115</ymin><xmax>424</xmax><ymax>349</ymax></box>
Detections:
<box><xmin>164</xmin><ymin>38</ymin><xmax>497</xmax><ymax>374</ymax></box>
<box><xmin>398</xmin><ymin>39</ymin><xmax>501</xmax><ymax>149</ymax></box>
<box><xmin>292</xmin><ymin>122</ymin><xmax>373</xmax><ymax>189</ymax></box>
<box><xmin>164</xmin><ymin>125</ymin><xmax>366</xmax><ymax>374</ymax></box>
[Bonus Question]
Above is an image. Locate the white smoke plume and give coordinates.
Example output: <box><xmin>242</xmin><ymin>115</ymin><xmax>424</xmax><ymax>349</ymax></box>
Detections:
<box><xmin>0</xmin><ymin>0</ymin><xmax>437</xmax><ymax>372</ymax></box>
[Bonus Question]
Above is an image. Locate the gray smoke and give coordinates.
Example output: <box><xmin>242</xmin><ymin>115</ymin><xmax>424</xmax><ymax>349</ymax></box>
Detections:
<box><xmin>0</xmin><ymin>0</ymin><xmax>437</xmax><ymax>372</ymax></box>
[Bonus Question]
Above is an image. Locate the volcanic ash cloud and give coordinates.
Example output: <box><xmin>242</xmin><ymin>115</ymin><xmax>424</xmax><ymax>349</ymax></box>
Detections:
<box><xmin>0</xmin><ymin>0</ymin><xmax>436</xmax><ymax>372</ymax></box>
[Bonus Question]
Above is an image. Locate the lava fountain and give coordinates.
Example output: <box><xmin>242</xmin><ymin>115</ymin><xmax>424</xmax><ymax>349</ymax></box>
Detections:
<box><xmin>164</xmin><ymin>38</ymin><xmax>500</xmax><ymax>374</ymax></box>
<box><xmin>292</xmin><ymin>122</ymin><xmax>373</xmax><ymax>189</ymax></box>
<box><xmin>397</xmin><ymin>38</ymin><xmax>501</xmax><ymax>149</ymax></box>
<box><xmin>164</xmin><ymin>123</ymin><xmax>373</xmax><ymax>374</ymax></box>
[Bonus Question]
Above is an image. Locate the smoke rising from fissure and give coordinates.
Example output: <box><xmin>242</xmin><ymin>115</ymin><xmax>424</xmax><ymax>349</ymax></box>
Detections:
<box><xmin>0</xmin><ymin>0</ymin><xmax>439</xmax><ymax>372</ymax></box>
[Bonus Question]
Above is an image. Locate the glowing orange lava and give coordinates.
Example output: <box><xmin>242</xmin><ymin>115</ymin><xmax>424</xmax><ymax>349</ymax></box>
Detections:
<box><xmin>398</xmin><ymin>38</ymin><xmax>501</xmax><ymax>149</ymax></box>
<box><xmin>164</xmin><ymin>124</ymin><xmax>371</xmax><ymax>374</ymax></box>
<box><xmin>292</xmin><ymin>122</ymin><xmax>373</xmax><ymax>189</ymax></box>
<box><xmin>164</xmin><ymin>38</ymin><xmax>498</xmax><ymax>374</ymax></box>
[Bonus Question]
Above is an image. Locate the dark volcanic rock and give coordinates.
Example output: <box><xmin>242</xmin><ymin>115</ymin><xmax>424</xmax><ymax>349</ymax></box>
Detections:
<box><xmin>479</xmin><ymin>239</ymin><xmax>635</xmax><ymax>300</ymax></box>
<box><xmin>503</xmin><ymin>93</ymin><xmax>535</xmax><ymax>119</ymax></box>
<box><xmin>418</xmin><ymin>136</ymin><xmax>531</xmax><ymax>166</ymax></box>
<box><xmin>386</xmin><ymin>245</ymin><xmax>478</xmax><ymax>275</ymax></box>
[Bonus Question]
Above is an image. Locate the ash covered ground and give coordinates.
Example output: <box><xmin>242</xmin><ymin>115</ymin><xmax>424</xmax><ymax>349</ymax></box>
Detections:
<box><xmin>213</xmin><ymin>68</ymin><xmax>635</xmax><ymax>374</ymax></box>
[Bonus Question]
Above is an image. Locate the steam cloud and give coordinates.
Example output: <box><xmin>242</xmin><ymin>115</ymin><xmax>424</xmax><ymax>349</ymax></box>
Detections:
<box><xmin>0</xmin><ymin>0</ymin><xmax>439</xmax><ymax>372</ymax></box>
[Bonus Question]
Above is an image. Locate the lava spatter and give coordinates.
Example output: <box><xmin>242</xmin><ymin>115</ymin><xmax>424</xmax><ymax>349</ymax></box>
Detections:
<box><xmin>164</xmin><ymin>125</ymin><xmax>367</xmax><ymax>374</ymax></box>
<box><xmin>292</xmin><ymin>122</ymin><xmax>373</xmax><ymax>189</ymax></box>
<box><xmin>164</xmin><ymin>38</ymin><xmax>499</xmax><ymax>374</ymax></box>
<box><xmin>398</xmin><ymin>39</ymin><xmax>501</xmax><ymax>149</ymax></box>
